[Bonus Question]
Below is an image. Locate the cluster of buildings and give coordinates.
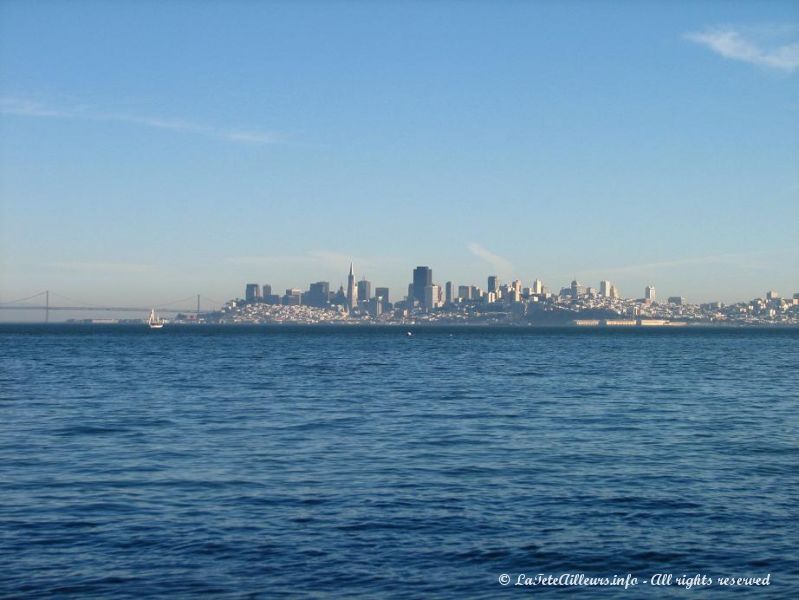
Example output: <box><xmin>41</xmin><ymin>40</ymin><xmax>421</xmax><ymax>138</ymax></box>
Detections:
<box><xmin>243</xmin><ymin>264</ymin><xmax>391</xmax><ymax>317</ymax></box>
<box><xmin>224</xmin><ymin>302</ymin><xmax>349</xmax><ymax>325</ymax></box>
<box><xmin>197</xmin><ymin>264</ymin><xmax>799</xmax><ymax>326</ymax></box>
<box><xmin>708</xmin><ymin>291</ymin><xmax>799</xmax><ymax>326</ymax></box>
<box><xmin>239</xmin><ymin>265</ymin><xmax>624</xmax><ymax>315</ymax></box>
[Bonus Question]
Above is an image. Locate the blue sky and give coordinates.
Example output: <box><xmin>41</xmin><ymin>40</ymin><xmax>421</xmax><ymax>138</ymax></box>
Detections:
<box><xmin>1</xmin><ymin>0</ymin><xmax>797</xmax><ymax>311</ymax></box>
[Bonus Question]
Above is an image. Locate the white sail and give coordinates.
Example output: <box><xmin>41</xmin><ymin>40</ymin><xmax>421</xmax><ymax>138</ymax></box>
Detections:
<box><xmin>148</xmin><ymin>308</ymin><xmax>164</xmax><ymax>328</ymax></box>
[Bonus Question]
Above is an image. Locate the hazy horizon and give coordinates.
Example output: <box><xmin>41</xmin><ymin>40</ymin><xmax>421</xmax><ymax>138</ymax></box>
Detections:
<box><xmin>1</xmin><ymin>1</ymin><xmax>797</xmax><ymax>312</ymax></box>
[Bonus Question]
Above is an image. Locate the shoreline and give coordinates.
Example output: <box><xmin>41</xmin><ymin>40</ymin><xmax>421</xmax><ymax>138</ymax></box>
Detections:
<box><xmin>2</xmin><ymin>322</ymin><xmax>798</xmax><ymax>331</ymax></box>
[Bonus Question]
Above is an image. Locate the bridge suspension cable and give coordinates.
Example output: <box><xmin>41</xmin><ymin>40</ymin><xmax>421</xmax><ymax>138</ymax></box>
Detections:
<box><xmin>50</xmin><ymin>292</ymin><xmax>200</xmax><ymax>311</ymax></box>
<box><xmin>0</xmin><ymin>290</ymin><xmax>226</xmax><ymax>315</ymax></box>
<box><xmin>0</xmin><ymin>291</ymin><xmax>48</xmax><ymax>305</ymax></box>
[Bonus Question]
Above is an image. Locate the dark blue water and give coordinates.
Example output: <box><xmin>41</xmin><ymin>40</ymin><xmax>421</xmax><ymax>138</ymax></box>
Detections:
<box><xmin>1</xmin><ymin>325</ymin><xmax>797</xmax><ymax>598</ymax></box>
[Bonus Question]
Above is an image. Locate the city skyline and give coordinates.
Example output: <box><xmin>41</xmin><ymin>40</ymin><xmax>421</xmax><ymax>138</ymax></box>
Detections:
<box><xmin>235</xmin><ymin>260</ymin><xmax>796</xmax><ymax>307</ymax></box>
<box><xmin>204</xmin><ymin>259</ymin><xmax>798</xmax><ymax>327</ymax></box>
<box><xmin>1</xmin><ymin>1</ymin><xmax>798</xmax><ymax>306</ymax></box>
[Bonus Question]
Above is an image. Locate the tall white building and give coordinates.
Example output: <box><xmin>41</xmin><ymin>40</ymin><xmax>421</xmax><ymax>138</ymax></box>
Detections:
<box><xmin>445</xmin><ymin>281</ymin><xmax>454</xmax><ymax>304</ymax></box>
<box><xmin>532</xmin><ymin>279</ymin><xmax>543</xmax><ymax>295</ymax></box>
<box><xmin>600</xmin><ymin>280</ymin><xmax>611</xmax><ymax>297</ymax></box>
<box><xmin>424</xmin><ymin>284</ymin><xmax>440</xmax><ymax>310</ymax></box>
<box><xmin>645</xmin><ymin>285</ymin><xmax>656</xmax><ymax>302</ymax></box>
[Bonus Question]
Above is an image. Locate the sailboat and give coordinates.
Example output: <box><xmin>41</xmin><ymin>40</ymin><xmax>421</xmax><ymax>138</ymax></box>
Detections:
<box><xmin>148</xmin><ymin>308</ymin><xmax>165</xmax><ymax>329</ymax></box>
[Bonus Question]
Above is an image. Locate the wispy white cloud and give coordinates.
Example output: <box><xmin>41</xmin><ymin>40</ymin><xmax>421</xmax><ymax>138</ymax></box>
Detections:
<box><xmin>224</xmin><ymin>130</ymin><xmax>280</xmax><ymax>144</ymax></box>
<box><xmin>0</xmin><ymin>97</ymin><xmax>280</xmax><ymax>145</ymax></box>
<box><xmin>685</xmin><ymin>26</ymin><xmax>799</xmax><ymax>72</ymax></box>
<box><xmin>581</xmin><ymin>248</ymin><xmax>799</xmax><ymax>277</ymax></box>
<box><xmin>0</xmin><ymin>99</ymin><xmax>70</xmax><ymax>117</ymax></box>
<box><xmin>467</xmin><ymin>243</ymin><xmax>514</xmax><ymax>280</ymax></box>
<box><xmin>49</xmin><ymin>261</ymin><xmax>155</xmax><ymax>274</ymax></box>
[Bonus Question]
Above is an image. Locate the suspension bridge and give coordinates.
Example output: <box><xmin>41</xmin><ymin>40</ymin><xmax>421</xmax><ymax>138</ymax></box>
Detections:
<box><xmin>0</xmin><ymin>291</ymin><xmax>225</xmax><ymax>322</ymax></box>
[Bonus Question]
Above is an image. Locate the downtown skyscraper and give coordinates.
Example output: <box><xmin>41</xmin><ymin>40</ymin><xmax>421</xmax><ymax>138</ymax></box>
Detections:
<box><xmin>347</xmin><ymin>263</ymin><xmax>356</xmax><ymax>310</ymax></box>
<box><xmin>413</xmin><ymin>266</ymin><xmax>432</xmax><ymax>307</ymax></box>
